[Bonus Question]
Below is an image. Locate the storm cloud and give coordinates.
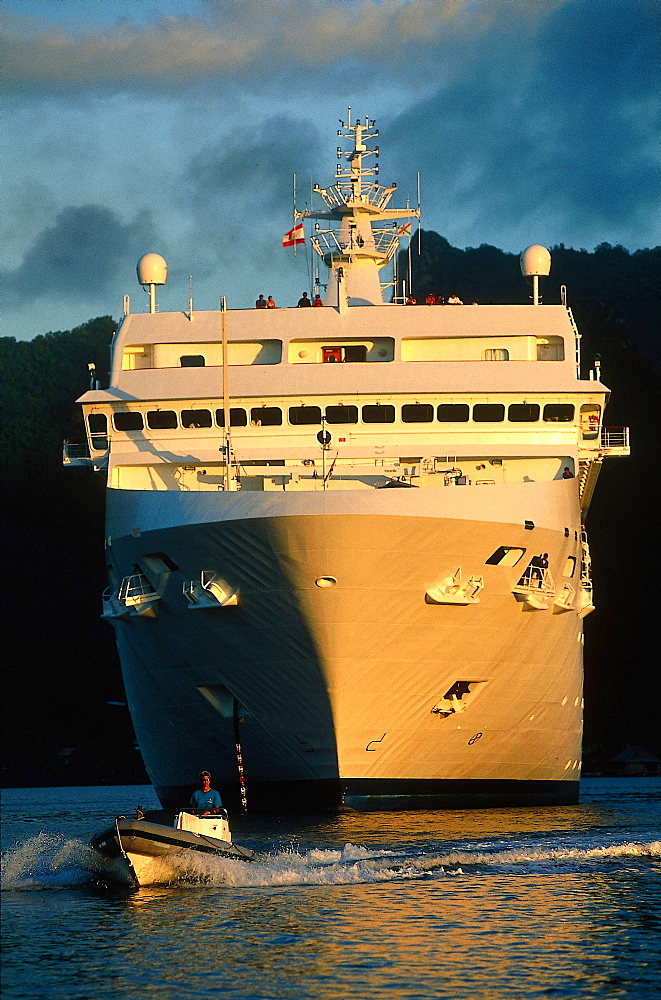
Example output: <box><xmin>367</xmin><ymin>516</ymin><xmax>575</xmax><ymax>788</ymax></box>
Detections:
<box><xmin>387</xmin><ymin>0</ymin><xmax>660</xmax><ymax>251</ymax></box>
<box><xmin>1</xmin><ymin>1</ymin><xmax>561</xmax><ymax>94</ymax></box>
<box><xmin>1</xmin><ymin>0</ymin><xmax>657</xmax><ymax>339</ymax></box>
<box><xmin>1</xmin><ymin>204</ymin><xmax>156</xmax><ymax>307</ymax></box>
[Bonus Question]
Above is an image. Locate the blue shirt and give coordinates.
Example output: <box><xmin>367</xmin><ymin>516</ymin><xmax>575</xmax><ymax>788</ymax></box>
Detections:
<box><xmin>189</xmin><ymin>788</ymin><xmax>222</xmax><ymax>810</ymax></box>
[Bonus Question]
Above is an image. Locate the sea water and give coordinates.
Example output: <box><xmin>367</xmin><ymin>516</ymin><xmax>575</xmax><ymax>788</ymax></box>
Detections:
<box><xmin>2</xmin><ymin>779</ymin><xmax>659</xmax><ymax>1000</ymax></box>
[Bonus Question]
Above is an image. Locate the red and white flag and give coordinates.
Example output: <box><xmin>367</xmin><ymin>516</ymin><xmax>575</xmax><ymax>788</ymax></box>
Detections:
<box><xmin>282</xmin><ymin>222</ymin><xmax>305</xmax><ymax>247</ymax></box>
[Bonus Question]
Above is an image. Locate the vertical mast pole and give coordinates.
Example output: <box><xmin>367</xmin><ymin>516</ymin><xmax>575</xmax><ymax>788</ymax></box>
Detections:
<box><xmin>221</xmin><ymin>296</ymin><xmax>232</xmax><ymax>491</ymax></box>
<box><xmin>407</xmin><ymin>240</ymin><xmax>412</xmax><ymax>299</ymax></box>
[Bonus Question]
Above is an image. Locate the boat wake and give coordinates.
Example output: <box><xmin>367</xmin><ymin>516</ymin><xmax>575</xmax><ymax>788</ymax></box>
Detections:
<box><xmin>2</xmin><ymin>834</ymin><xmax>659</xmax><ymax>891</ymax></box>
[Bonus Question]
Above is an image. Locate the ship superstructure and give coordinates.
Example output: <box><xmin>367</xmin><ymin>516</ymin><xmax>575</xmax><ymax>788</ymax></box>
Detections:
<box><xmin>67</xmin><ymin>113</ymin><xmax>629</xmax><ymax>811</ymax></box>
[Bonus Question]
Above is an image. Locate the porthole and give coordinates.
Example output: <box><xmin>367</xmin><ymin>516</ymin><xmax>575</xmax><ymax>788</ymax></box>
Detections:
<box><xmin>473</xmin><ymin>403</ymin><xmax>505</xmax><ymax>422</ymax></box>
<box><xmin>216</xmin><ymin>408</ymin><xmax>247</xmax><ymax>427</ymax></box>
<box><xmin>147</xmin><ymin>410</ymin><xmax>178</xmax><ymax>429</ymax></box>
<box><xmin>544</xmin><ymin>404</ymin><xmax>574</xmax><ymax>422</ymax></box>
<box><xmin>326</xmin><ymin>405</ymin><xmax>358</xmax><ymax>424</ymax></box>
<box><xmin>113</xmin><ymin>411</ymin><xmax>144</xmax><ymax>431</ymax></box>
<box><xmin>250</xmin><ymin>407</ymin><xmax>282</xmax><ymax>426</ymax></box>
<box><xmin>181</xmin><ymin>409</ymin><xmax>212</xmax><ymax>428</ymax></box>
<box><xmin>508</xmin><ymin>403</ymin><xmax>540</xmax><ymax>422</ymax></box>
<box><xmin>402</xmin><ymin>403</ymin><xmax>433</xmax><ymax>423</ymax></box>
<box><xmin>362</xmin><ymin>404</ymin><xmax>395</xmax><ymax>423</ymax></box>
<box><xmin>289</xmin><ymin>406</ymin><xmax>322</xmax><ymax>425</ymax></box>
<box><xmin>437</xmin><ymin>404</ymin><xmax>469</xmax><ymax>422</ymax></box>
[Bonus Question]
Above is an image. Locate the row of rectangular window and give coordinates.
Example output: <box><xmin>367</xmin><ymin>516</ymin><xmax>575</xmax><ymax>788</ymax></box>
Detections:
<box><xmin>92</xmin><ymin>403</ymin><xmax>576</xmax><ymax>435</ymax></box>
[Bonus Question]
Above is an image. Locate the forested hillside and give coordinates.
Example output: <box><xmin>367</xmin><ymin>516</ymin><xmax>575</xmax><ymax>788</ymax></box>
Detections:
<box><xmin>1</xmin><ymin>318</ymin><xmax>148</xmax><ymax>785</ymax></box>
<box><xmin>1</xmin><ymin>239</ymin><xmax>659</xmax><ymax>786</ymax></box>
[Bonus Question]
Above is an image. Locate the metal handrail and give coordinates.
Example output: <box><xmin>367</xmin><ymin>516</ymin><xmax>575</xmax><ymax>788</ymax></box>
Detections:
<box><xmin>601</xmin><ymin>427</ymin><xmax>629</xmax><ymax>448</ymax></box>
<box><xmin>63</xmin><ymin>441</ymin><xmax>91</xmax><ymax>461</ymax></box>
<box><xmin>516</xmin><ymin>566</ymin><xmax>555</xmax><ymax>595</ymax></box>
<box><xmin>118</xmin><ymin>574</ymin><xmax>158</xmax><ymax>603</ymax></box>
<box><xmin>311</xmin><ymin>226</ymin><xmax>399</xmax><ymax>261</ymax></box>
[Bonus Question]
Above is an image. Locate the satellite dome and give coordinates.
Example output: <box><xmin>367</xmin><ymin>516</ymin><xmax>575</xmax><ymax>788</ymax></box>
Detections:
<box><xmin>520</xmin><ymin>245</ymin><xmax>551</xmax><ymax>278</ymax></box>
<box><xmin>137</xmin><ymin>253</ymin><xmax>168</xmax><ymax>286</ymax></box>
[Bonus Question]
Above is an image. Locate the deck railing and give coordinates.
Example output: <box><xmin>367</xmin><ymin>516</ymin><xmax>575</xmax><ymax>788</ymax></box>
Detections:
<box><xmin>601</xmin><ymin>427</ymin><xmax>629</xmax><ymax>449</ymax></box>
<box><xmin>62</xmin><ymin>440</ymin><xmax>91</xmax><ymax>464</ymax></box>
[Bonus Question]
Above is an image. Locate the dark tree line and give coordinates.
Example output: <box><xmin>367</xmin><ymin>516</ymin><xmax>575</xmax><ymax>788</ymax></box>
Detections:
<box><xmin>1</xmin><ymin>239</ymin><xmax>659</xmax><ymax>786</ymax></box>
<box><xmin>1</xmin><ymin>318</ymin><xmax>148</xmax><ymax>786</ymax></box>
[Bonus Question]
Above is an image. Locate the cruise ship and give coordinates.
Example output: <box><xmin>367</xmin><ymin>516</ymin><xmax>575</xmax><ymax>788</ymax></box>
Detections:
<box><xmin>66</xmin><ymin>112</ymin><xmax>629</xmax><ymax>812</ymax></box>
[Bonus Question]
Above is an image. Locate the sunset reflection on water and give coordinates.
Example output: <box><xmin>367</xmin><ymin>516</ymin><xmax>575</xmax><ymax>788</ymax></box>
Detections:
<box><xmin>2</xmin><ymin>780</ymin><xmax>659</xmax><ymax>999</ymax></box>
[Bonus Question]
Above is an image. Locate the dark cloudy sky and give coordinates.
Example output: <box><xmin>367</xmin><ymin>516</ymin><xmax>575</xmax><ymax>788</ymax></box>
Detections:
<box><xmin>1</xmin><ymin>0</ymin><xmax>658</xmax><ymax>340</ymax></box>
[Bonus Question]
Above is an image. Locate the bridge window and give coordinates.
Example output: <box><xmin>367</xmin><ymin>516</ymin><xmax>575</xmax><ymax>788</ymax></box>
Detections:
<box><xmin>544</xmin><ymin>404</ymin><xmax>575</xmax><ymax>422</ymax></box>
<box><xmin>250</xmin><ymin>407</ymin><xmax>282</xmax><ymax>426</ymax></box>
<box><xmin>508</xmin><ymin>403</ymin><xmax>540</xmax><ymax>422</ymax></box>
<box><xmin>362</xmin><ymin>404</ymin><xmax>395</xmax><ymax>423</ymax></box>
<box><xmin>113</xmin><ymin>411</ymin><xmax>144</xmax><ymax>431</ymax></box>
<box><xmin>325</xmin><ymin>405</ymin><xmax>358</xmax><ymax>424</ymax></box>
<box><xmin>289</xmin><ymin>406</ymin><xmax>322</xmax><ymax>425</ymax></box>
<box><xmin>180</xmin><ymin>355</ymin><xmax>206</xmax><ymax>367</ymax></box>
<box><xmin>437</xmin><ymin>404</ymin><xmax>469</xmax><ymax>422</ymax></box>
<box><xmin>181</xmin><ymin>409</ymin><xmax>212</xmax><ymax>428</ymax></box>
<box><xmin>580</xmin><ymin>403</ymin><xmax>601</xmax><ymax>440</ymax></box>
<box><xmin>216</xmin><ymin>408</ymin><xmax>248</xmax><ymax>427</ymax></box>
<box><xmin>483</xmin><ymin>348</ymin><xmax>509</xmax><ymax>361</ymax></box>
<box><xmin>88</xmin><ymin>413</ymin><xmax>107</xmax><ymax>434</ymax></box>
<box><xmin>473</xmin><ymin>403</ymin><xmax>505</xmax><ymax>422</ymax></box>
<box><xmin>147</xmin><ymin>410</ymin><xmax>178</xmax><ymax>429</ymax></box>
<box><xmin>88</xmin><ymin>413</ymin><xmax>108</xmax><ymax>450</ymax></box>
<box><xmin>402</xmin><ymin>404</ymin><xmax>434</xmax><ymax>423</ymax></box>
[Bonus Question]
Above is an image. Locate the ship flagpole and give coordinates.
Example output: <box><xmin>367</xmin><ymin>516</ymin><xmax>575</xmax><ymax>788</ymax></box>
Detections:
<box><xmin>417</xmin><ymin>172</ymin><xmax>421</xmax><ymax>255</ymax></box>
<box><xmin>221</xmin><ymin>296</ymin><xmax>233</xmax><ymax>491</ymax></box>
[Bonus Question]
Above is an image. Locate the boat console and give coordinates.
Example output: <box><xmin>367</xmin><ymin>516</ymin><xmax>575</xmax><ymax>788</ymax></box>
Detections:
<box><xmin>174</xmin><ymin>809</ymin><xmax>231</xmax><ymax>843</ymax></box>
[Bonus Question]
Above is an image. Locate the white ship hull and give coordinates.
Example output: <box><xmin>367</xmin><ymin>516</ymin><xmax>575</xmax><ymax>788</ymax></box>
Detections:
<box><xmin>106</xmin><ymin>478</ymin><xmax>583</xmax><ymax>810</ymax></box>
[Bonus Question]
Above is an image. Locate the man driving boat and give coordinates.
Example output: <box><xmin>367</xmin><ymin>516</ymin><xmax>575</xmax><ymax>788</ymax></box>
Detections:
<box><xmin>189</xmin><ymin>770</ymin><xmax>223</xmax><ymax>814</ymax></box>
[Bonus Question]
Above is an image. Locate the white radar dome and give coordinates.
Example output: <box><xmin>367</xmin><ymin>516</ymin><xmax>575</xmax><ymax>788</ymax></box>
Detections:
<box><xmin>520</xmin><ymin>245</ymin><xmax>551</xmax><ymax>277</ymax></box>
<box><xmin>137</xmin><ymin>253</ymin><xmax>168</xmax><ymax>286</ymax></box>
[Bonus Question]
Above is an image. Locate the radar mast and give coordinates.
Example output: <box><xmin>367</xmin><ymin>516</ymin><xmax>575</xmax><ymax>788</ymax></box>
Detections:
<box><xmin>295</xmin><ymin>109</ymin><xmax>420</xmax><ymax>306</ymax></box>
